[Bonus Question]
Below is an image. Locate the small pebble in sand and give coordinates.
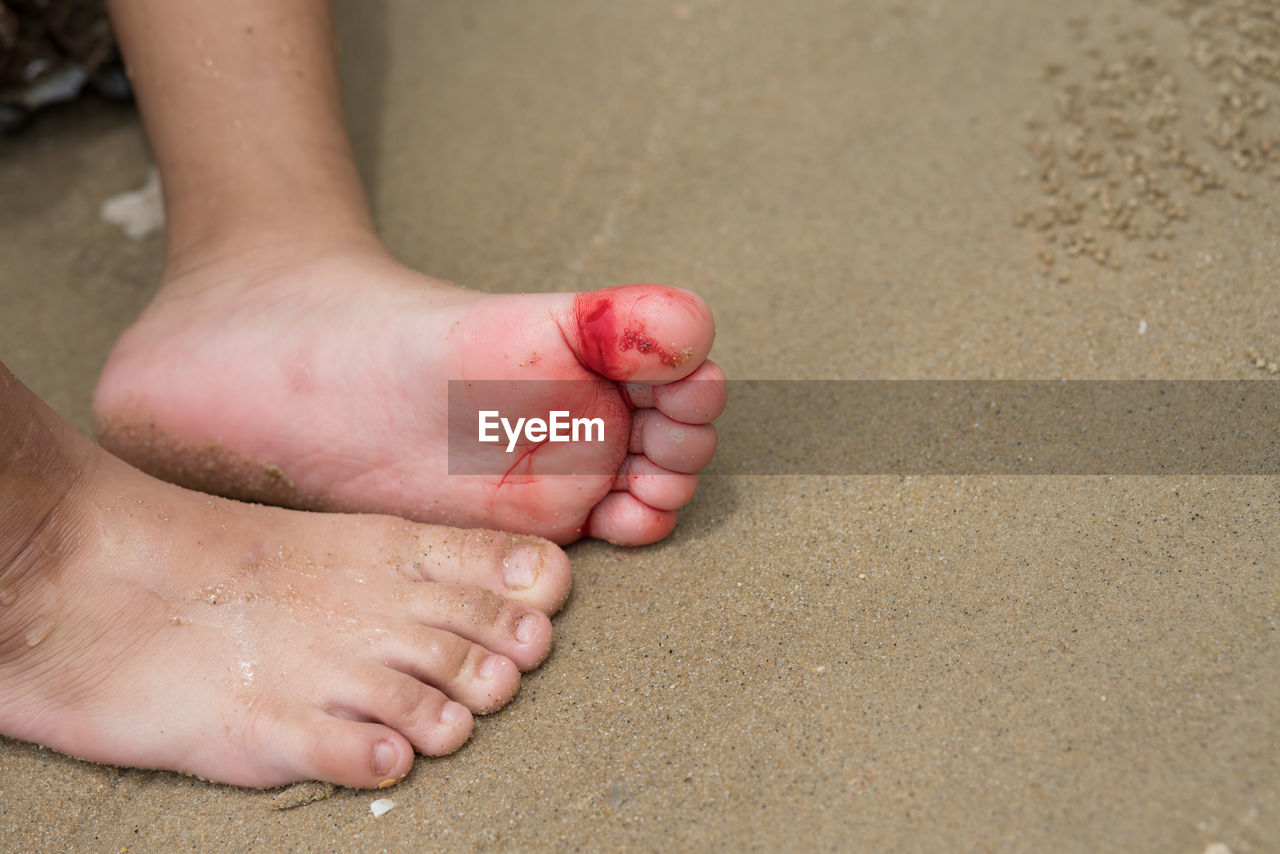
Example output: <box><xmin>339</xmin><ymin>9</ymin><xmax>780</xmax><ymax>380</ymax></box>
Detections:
<box><xmin>370</xmin><ymin>798</ymin><xmax>396</xmax><ymax>817</ymax></box>
<box><xmin>1203</xmin><ymin>844</ymin><xmax>1234</xmax><ymax>854</ymax></box>
<box><xmin>1245</xmin><ymin>349</ymin><xmax>1279</xmax><ymax>375</ymax></box>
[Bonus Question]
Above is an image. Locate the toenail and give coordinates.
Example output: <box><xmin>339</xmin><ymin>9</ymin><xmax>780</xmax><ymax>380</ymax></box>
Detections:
<box><xmin>377</xmin><ymin>778</ymin><xmax>399</xmax><ymax>789</ymax></box>
<box><xmin>515</xmin><ymin>614</ymin><xmax>538</xmax><ymax>645</ymax></box>
<box><xmin>373</xmin><ymin>739</ymin><xmax>397</xmax><ymax>777</ymax></box>
<box><xmin>479</xmin><ymin>655</ymin><xmax>504</xmax><ymax>681</ymax></box>
<box><xmin>502</xmin><ymin>547</ymin><xmax>540</xmax><ymax>590</ymax></box>
<box><xmin>440</xmin><ymin>701</ymin><xmax>469</xmax><ymax>727</ymax></box>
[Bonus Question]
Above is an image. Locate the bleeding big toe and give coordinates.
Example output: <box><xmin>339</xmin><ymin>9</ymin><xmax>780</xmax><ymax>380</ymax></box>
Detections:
<box><xmin>567</xmin><ymin>284</ymin><xmax>714</xmax><ymax>383</ymax></box>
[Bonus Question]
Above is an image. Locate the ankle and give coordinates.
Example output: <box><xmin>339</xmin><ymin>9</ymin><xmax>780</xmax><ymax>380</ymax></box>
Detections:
<box><xmin>0</xmin><ymin>369</ymin><xmax>95</xmax><ymax>662</ymax></box>
<box><xmin>161</xmin><ymin>216</ymin><xmax>389</xmax><ymax>285</ymax></box>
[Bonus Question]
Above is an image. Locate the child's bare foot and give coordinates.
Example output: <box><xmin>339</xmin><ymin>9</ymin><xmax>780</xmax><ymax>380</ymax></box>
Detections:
<box><xmin>1</xmin><ymin>365</ymin><xmax>570</xmax><ymax>788</ymax></box>
<box><xmin>93</xmin><ymin>243</ymin><xmax>725</xmax><ymax>546</ymax></box>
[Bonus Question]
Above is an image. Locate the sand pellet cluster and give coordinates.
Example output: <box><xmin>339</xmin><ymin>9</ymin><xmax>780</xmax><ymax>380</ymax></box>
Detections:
<box><xmin>1017</xmin><ymin>4</ymin><xmax>1280</xmax><ymax>280</ymax></box>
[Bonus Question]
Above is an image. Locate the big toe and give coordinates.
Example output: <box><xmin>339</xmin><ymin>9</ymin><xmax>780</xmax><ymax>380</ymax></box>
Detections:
<box><xmin>564</xmin><ymin>285</ymin><xmax>714</xmax><ymax>383</ymax></box>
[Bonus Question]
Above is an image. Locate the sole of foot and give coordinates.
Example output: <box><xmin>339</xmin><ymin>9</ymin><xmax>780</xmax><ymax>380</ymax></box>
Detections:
<box><xmin>93</xmin><ymin>248</ymin><xmax>726</xmax><ymax>546</ymax></box>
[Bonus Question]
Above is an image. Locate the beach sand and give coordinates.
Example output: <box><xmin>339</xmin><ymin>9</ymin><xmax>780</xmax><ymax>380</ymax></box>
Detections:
<box><xmin>1</xmin><ymin>0</ymin><xmax>1277</xmax><ymax>849</ymax></box>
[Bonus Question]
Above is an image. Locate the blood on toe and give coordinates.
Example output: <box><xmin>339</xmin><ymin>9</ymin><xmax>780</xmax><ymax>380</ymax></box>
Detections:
<box><xmin>573</xmin><ymin>288</ymin><xmax>693</xmax><ymax>379</ymax></box>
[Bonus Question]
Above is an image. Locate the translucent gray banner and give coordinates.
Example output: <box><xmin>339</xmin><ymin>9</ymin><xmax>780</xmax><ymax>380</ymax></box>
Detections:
<box><xmin>448</xmin><ymin>380</ymin><xmax>1280</xmax><ymax>475</ymax></box>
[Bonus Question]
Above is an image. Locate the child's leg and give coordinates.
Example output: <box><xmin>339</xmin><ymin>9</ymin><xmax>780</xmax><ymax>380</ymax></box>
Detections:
<box><xmin>103</xmin><ymin>0</ymin><xmax>379</xmax><ymax>268</ymax></box>
<box><xmin>93</xmin><ymin>0</ymin><xmax>726</xmax><ymax>546</ymax></box>
<box><xmin>0</xmin><ymin>361</ymin><xmax>569</xmax><ymax>787</ymax></box>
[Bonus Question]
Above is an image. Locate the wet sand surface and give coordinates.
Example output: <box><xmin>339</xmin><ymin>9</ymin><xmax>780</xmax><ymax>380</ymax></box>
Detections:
<box><xmin>1</xmin><ymin>0</ymin><xmax>1278</xmax><ymax>850</ymax></box>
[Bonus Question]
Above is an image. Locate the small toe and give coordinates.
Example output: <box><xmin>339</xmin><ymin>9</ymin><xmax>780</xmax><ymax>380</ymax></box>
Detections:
<box><xmin>405</xmin><ymin>583</ymin><xmax>554</xmax><ymax>671</ymax></box>
<box><xmin>330</xmin><ymin>668</ymin><xmax>475</xmax><ymax>757</ymax></box>
<box><xmin>276</xmin><ymin>712</ymin><xmax>415</xmax><ymax>789</ymax></box>
<box><xmin>377</xmin><ymin>624</ymin><xmax>522</xmax><ymax>714</ymax></box>
<box><xmin>630</xmin><ymin>409</ymin><xmax>718</xmax><ymax>474</ymax></box>
<box><xmin>615</xmin><ymin>454</ymin><xmax>700</xmax><ymax>511</ymax></box>
<box><xmin>400</xmin><ymin>525</ymin><xmax>572</xmax><ymax>616</ymax></box>
<box><xmin>653</xmin><ymin>360</ymin><xmax>727</xmax><ymax>424</ymax></box>
<box><xmin>585</xmin><ymin>491</ymin><xmax>678</xmax><ymax>546</ymax></box>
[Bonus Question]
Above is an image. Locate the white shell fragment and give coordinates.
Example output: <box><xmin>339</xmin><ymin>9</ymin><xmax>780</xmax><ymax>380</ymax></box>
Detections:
<box><xmin>100</xmin><ymin>166</ymin><xmax>165</xmax><ymax>240</ymax></box>
<box><xmin>370</xmin><ymin>798</ymin><xmax>396</xmax><ymax>817</ymax></box>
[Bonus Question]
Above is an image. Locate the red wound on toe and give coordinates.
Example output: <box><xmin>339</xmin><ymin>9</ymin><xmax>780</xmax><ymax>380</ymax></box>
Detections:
<box><xmin>572</xmin><ymin>285</ymin><xmax>711</xmax><ymax>382</ymax></box>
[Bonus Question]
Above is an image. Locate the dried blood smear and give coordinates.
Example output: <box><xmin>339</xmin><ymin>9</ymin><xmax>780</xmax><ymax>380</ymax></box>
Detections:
<box><xmin>574</xmin><ymin>290</ymin><xmax>691</xmax><ymax>378</ymax></box>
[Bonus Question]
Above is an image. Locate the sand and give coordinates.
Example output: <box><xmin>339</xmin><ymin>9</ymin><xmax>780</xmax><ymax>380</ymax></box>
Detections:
<box><xmin>1</xmin><ymin>0</ymin><xmax>1277</xmax><ymax>850</ymax></box>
